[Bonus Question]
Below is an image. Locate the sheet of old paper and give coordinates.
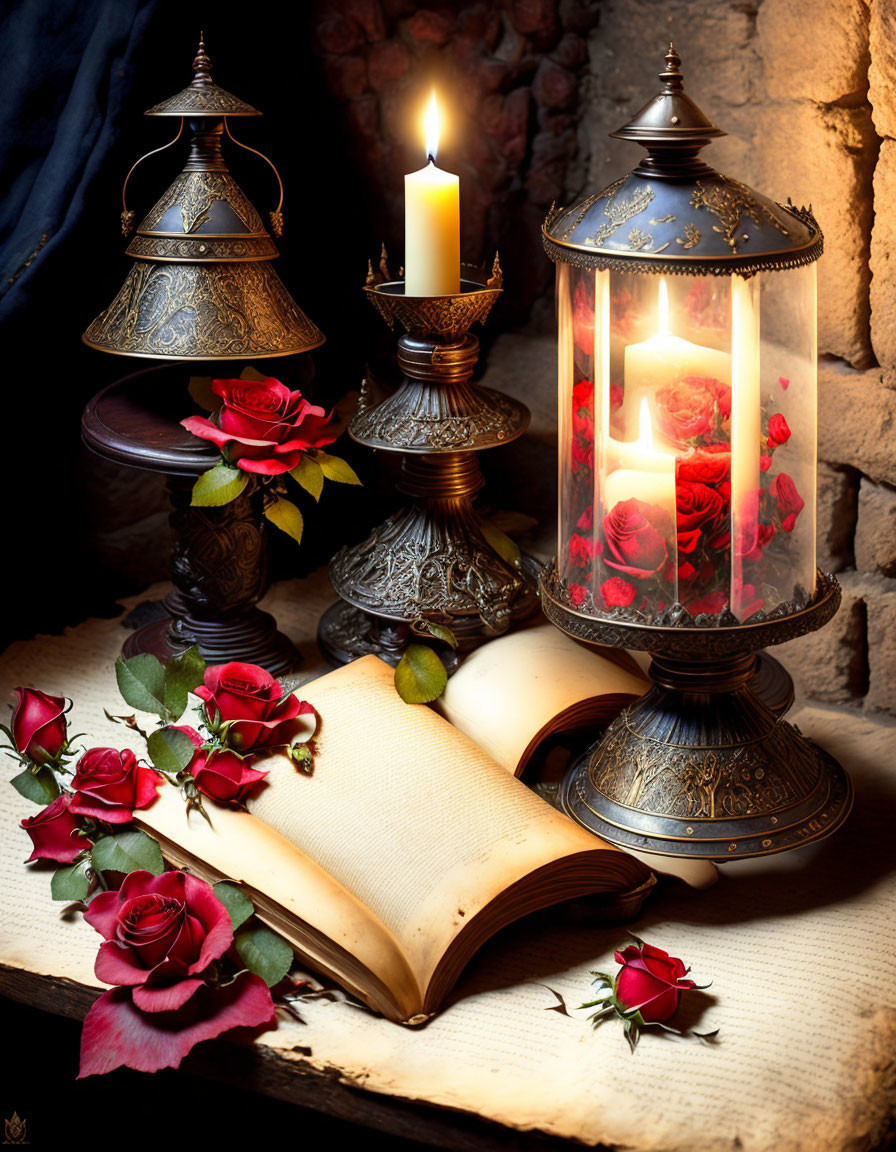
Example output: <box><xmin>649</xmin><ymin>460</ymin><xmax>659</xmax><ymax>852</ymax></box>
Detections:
<box><xmin>1</xmin><ymin>571</ymin><xmax>894</xmax><ymax>1152</ymax></box>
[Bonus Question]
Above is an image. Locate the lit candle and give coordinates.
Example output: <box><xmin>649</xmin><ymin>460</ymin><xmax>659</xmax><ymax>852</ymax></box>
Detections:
<box><xmin>623</xmin><ymin>279</ymin><xmax>731</xmax><ymax>441</ymax></box>
<box><xmin>404</xmin><ymin>92</ymin><xmax>460</xmax><ymax>297</ymax></box>
<box><xmin>603</xmin><ymin>397</ymin><xmax>677</xmax><ymax>513</ymax></box>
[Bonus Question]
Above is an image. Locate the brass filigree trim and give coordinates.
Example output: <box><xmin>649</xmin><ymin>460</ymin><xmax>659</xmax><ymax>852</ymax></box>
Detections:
<box><xmin>584</xmin><ymin>181</ymin><xmax>655</xmax><ymax>247</ymax></box>
<box><xmin>126</xmin><ymin>234</ymin><xmax>278</xmax><ymax>261</ymax></box>
<box><xmin>690</xmin><ymin>177</ymin><xmax>790</xmax><ymax>253</ymax></box>
<box><xmin>140</xmin><ymin>171</ymin><xmax>264</xmax><ymax>236</ymax></box>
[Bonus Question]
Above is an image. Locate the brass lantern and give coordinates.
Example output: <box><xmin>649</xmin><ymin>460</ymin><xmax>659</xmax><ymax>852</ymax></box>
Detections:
<box><xmin>539</xmin><ymin>46</ymin><xmax>851</xmax><ymax>861</ymax></box>
<box><xmin>83</xmin><ymin>36</ymin><xmax>323</xmax><ymax>360</ymax></box>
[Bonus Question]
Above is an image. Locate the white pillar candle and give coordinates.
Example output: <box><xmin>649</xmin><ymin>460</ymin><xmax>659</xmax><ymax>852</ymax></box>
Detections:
<box><xmin>602</xmin><ymin>398</ymin><xmax>677</xmax><ymax>514</ymax></box>
<box><xmin>623</xmin><ymin>278</ymin><xmax>731</xmax><ymax>442</ymax></box>
<box><xmin>404</xmin><ymin>92</ymin><xmax>460</xmax><ymax>297</ymax></box>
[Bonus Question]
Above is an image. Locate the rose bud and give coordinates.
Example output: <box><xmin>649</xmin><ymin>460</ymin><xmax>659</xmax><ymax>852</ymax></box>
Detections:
<box><xmin>21</xmin><ymin>793</ymin><xmax>84</xmax><ymax>863</ymax></box>
<box><xmin>195</xmin><ymin>662</ymin><xmax>316</xmax><ymax>753</ymax></box>
<box><xmin>69</xmin><ymin>747</ymin><xmax>163</xmax><ymax>824</ymax></box>
<box><xmin>766</xmin><ymin>413</ymin><xmax>791</xmax><ymax>449</ymax></box>
<box><xmin>11</xmin><ymin>687</ymin><xmax>68</xmax><ymax>765</ymax></box>
<box><xmin>614</xmin><ymin>942</ymin><xmax>697</xmax><ymax>1024</ymax></box>
<box><xmin>173</xmin><ymin>727</ymin><xmax>268</xmax><ymax>805</ymax></box>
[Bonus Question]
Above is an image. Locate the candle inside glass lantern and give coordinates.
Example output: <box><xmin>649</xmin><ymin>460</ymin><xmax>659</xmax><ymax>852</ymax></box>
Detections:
<box><xmin>404</xmin><ymin>92</ymin><xmax>460</xmax><ymax>297</ymax></box>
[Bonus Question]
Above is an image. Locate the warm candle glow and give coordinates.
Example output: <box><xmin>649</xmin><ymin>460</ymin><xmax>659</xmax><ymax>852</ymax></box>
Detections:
<box><xmin>423</xmin><ymin>90</ymin><xmax>440</xmax><ymax>161</ymax></box>
<box><xmin>405</xmin><ymin>90</ymin><xmax>460</xmax><ymax>296</ymax></box>
<box><xmin>657</xmin><ymin>277</ymin><xmax>670</xmax><ymax>335</ymax></box>
<box><xmin>638</xmin><ymin>396</ymin><xmax>654</xmax><ymax>450</ymax></box>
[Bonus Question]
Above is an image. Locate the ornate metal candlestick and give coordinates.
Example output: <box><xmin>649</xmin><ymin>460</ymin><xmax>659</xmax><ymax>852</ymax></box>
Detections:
<box><xmin>540</xmin><ymin>46</ymin><xmax>852</xmax><ymax>860</ymax></box>
<box><xmin>318</xmin><ymin>258</ymin><xmax>539</xmax><ymax>665</ymax></box>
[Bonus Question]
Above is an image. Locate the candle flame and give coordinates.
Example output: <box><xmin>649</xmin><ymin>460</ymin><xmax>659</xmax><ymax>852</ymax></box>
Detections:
<box><xmin>657</xmin><ymin>277</ymin><xmax>669</xmax><ymax>335</ymax></box>
<box><xmin>423</xmin><ymin>90</ymin><xmax>440</xmax><ymax>162</ymax></box>
<box><xmin>638</xmin><ymin>397</ymin><xmax>654</xmax><ymax>451</ymax></box>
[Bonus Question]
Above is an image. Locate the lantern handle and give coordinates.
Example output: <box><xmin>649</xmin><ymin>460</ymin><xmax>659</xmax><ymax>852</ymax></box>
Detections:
<box><xmin>120</xmin><ymin>118</ymin><xmax>184</xmax><ymax>237</ymax></box>
<box><xmin>224</xmin><ymin>119</ymin><xmax>285</xmax><ymax>237</ymax></box>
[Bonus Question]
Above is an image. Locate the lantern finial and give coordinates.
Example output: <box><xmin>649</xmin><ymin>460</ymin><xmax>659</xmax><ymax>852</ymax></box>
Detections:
<box><xmin>661</xmin><ymin>43</ymin><xmax>683</xmax><ymax>90</ymax></box>
<box><xmin>191</xmin><ymin>32</ymin><xmax>212</xmax><ymax>85</ymax></box>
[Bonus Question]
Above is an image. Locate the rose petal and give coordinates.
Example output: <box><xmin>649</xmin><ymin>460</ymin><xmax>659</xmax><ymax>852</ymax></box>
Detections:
<box><xmin>78</xmin><ymin>973</ymin><xmax>276</xmax><ymax>1077</ymax></box>
<box><xmin>132</xmin><ymin>977</ymin><xmax>205</xmax><ymax>1014</ymax></box>
<box><xmin>94</xmin><ymin>940</ymin><xmax>153</xmax><ymax>987</ymax></box>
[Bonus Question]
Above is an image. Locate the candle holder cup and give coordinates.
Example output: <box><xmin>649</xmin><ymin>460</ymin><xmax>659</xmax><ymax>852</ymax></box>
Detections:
<box><xmin>318</xmin><ymin>257</ymin><xmax>540</xmax><ymax>666</ymax></box>
<box><xmin>540</xmin><ymin>45</ymin><xmax>852</xmax><ymax>860</ymax></box>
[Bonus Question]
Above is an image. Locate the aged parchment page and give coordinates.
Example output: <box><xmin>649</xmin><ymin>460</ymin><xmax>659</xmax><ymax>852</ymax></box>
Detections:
<box><xmin>437</xmin><ymin>623</ymin><xmax>647</xmax><ymax>774</ymax></box>
<box><xmin>1</xmin><ymin>573</ymin><xmax>894</xmax><ymax>1151</ymax></box>
<box><xmin>247</xmin><ymin>655</ymin><xmax>647</xmax><ymax>1005</ymax></box>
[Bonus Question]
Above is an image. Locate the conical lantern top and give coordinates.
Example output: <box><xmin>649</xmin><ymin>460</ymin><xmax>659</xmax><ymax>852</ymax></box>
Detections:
<box><xmin>145</xmin><ymin>34</ymin><xmax>261</xmax><ymax>117</ymax></box>
<box><xmin>83</xmin><ymin>36</ymin><xmax>323</xmax><ymax>360</ymax></box>
<box><xmin>543</xmin><ymin>44</ymin><xmax>822</xmax><ymax>277</ymax></box>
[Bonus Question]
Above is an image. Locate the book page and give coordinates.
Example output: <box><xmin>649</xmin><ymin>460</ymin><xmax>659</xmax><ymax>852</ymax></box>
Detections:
<box><xmin>437</xmin><ymin>624</ymin><xmax>647</xmax><ymax>774</ymax></box>
<box><xmin>247</xmin><ymin>657</ymin><xmax>648</xmax><ymax>999</ymax></box>
<box><xmin>137</xmin><ymin>786</ymin><xmax>423</xmax><ymax>1021</ymax></box>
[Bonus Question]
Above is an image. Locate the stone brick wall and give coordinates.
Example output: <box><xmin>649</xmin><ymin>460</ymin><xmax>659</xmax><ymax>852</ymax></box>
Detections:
<box><xmin>575</xmin><ymin>0</ymin><xmax>894</xmax><ymax>714</ymax></box>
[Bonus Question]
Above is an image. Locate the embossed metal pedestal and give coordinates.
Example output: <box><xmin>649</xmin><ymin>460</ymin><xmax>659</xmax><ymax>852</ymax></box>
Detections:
<box><xmin>319</xmin><ymin>267</ymin><xmax>539</xmax><ymax>666</ymax></box>
<box><xmin>541</xmin><ymin>567</ymin><xmax>853</xmax><ymax>860</ymax></box>
<box><xmin>82</xmin><ymin>366</ymin><xmax>299</xmax><ymax>676</ymax></box>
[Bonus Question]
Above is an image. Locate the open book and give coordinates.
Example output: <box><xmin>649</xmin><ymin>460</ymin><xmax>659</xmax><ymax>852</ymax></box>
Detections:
<box><xmin>138</xmin><ymin>653</ymin><xmax>653</xmax><ymax>1025</ymax></box>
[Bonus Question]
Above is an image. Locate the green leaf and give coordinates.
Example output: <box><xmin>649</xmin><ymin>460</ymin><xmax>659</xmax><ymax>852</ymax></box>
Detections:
<box><xmin>479</xmin><ymin>520</ymin><xmax>521</xmax><ymax>567</ymax></box>
<box><xmin>188</xmin><ymin>375</ymin><xmax>218</xmax><ymax>412</ymax></box>
<box><xmin>289</xmin><ymin>456</ymin><xmax>324</xmax><ymax>502</ymax></box>
<box><xmin>163</xmin><ymin>645</ymin><xmax>206</xmax><ymax>721</ymax></box>
<box><xmin>394</xmin><ymin>644</ymin><xmax>448</xmax><ymax>704</ymax></box>
<box><xmin>51</xmin><ymin>858</ymin><xmax>92</xmax><ymax>902</ymax></box>
<box><xmin>239</xmin><ymin>366</ymin><xmax>268</xmax><ymax>382</ymax></box>
<box><xmin>10</xmin><ymin>767</ymin><xmax>60</xmax><ymax>804</ymax></box>
<box><xmin>191</xmin><ymin>464</ymin><xmax>249</xmax><ymax>508</ymax></box>
<box><xmin>264</xmin><ymin>497</ymin><xmax>303</xmax><ymax>545</ymax></box>
<box><xmin>115</xmin><ymin>653</ymin><xmax>167</xmax><ymax>717</ymax></box>
<box><xmin>91</xmin><ymin>829</ymin><xmax>165</xmax><ymax>876</ymax></box>
<box><xmin>147</xmin><ymin>727</ymin><xmax>196</xmax><ymax>776</ymax></box>
<box><xmin>214</xmin><ymin>881</ymin><xmax>255</xmax><ymax>931</ymax></box>
<box><xmin>410</xmin><ymin>619</ymin><xmax>458</xmax><ymax>649</ymax></box>
<box><xmin>235</xmin><ymin>923</ymin><xmax>294</xmax><ymax>987</ymax></box>
<box><xmin>315</xmin><ymin>451</ymin><xmax>361</xmax><ymax>486</ymax></box>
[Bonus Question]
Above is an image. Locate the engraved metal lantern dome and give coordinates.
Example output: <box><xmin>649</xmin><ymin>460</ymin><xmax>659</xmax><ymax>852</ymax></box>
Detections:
<box><xmin>83</xmin><ymin>37</ymin><xmax>323</xmax><ymax>360</ymax></box>
<box><xmin>539</xmin><ymin>46</ymin><xmax>852</xmax><ymax>861</ymax></box>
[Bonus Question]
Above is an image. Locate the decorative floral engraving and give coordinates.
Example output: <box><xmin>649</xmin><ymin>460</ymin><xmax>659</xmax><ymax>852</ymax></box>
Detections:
<box><xmin>691</xmin><ymin>178</ymin><xmax>790</xmax><ymax>253</ymax></box>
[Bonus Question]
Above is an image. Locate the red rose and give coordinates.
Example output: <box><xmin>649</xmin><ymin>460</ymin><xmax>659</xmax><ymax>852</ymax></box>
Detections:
<box><xmin>676</xmin><ymin>481</ymin><xmax>726</xmax><ymax>533</ymax></box>
<box><xmin>573</xmin><ymin>279</ymin><xmax>595</xmax><ymax>352</ymax></box>
<box><xmin>736</xmin><ymin>583</ymin><xmax>764</xmax><ymax>619</ymax></box>
<box><xmin>174</xmin><ymin>727</ymin><xmax>268</xmax><ymax>804</ymax></box>
<box><xmin>11</xmin><ymin>687</ymin><xmax>68</xmax><ymax>764</ymax></box>
<box><xmin>572</xmin><ymin>378</ymin><xmax>594</xmax><ymax>443</ymax></box>
<box><xmin>79</xmin><ymin>870</ymin><xmax>275</xmax><ymax>1076</ymax></box>
<box><xmin>677</xmin><ymin>528</ymin><xmax>702</xmax><ymax>555</ymax></box>
<box><xmin>181</xmin><ymin>376</ymin><xmax>337</xmax><ymax>477</ymax></box>
<box><xmin>21</xmin><ymin>793</ymin><xmax>83</xmax><ymax>863</ymax></box>
<box><xmin>196</xmin><ymin>662</ymin><xmax>315</xmax><ymax>753</ymax></box>
<box><xmin>69</xmin><ymin>748</ymin><xmax>163</xmax><ymax>825</ymax></box>
<box><xmin>609</xmin><ymin>382</ymin><xmax>623</xmax><ymax>409</ymax></box>
<box><xmin>655</xmin><ymin>377</ymin><xmax>722</xmax><ymax>443</ymax></box>
<box><xmin>770</xmin><ymin>472</ymin><xmax>805</xmax><ymax>524</ymax></box>
<box><xmin>759</xmin><ymin>455</ymin><xmax>772</xmax><ymax>472</ymax></box>
<box><xmin>577</xmin><ymin>505</ymin><xmax>594</xmax><ymax>531</ymax></box>
<box><xmin>767</xmin><ymin>413</ymin><xmax>791</xmax><ymax>449</ymax></box>
<box><xmin>614</xmin><ymin>942</ymin><xmax>697</xmax><ymax>1024</ymax></box>
<box><xmin>677</xmin><ymin>445</ymin><xmax>730</xmax><ymax>487</ymax></box>
<box><xmin>686</xmin><ymin>590</ymin><xmax>729</xmax><ymax>615</ymax></box>
<box><xmin>568</xmin><ymin>583</ymin><xmax>587</xmax><ymax>607</ymax></box>
<box><xmin>569</xmin><ymin>533</ymin><xmax>595</xmax><ymax>568</ymax></box>
<box><xmin>602</xmin><ymin>498</ymin><xmax>672</xmax><ymax>580</ymax></box>
<box><xmin>600</xmin><ymin>577</ymin><xmax>636</xmax><ymax>609</ymax></box>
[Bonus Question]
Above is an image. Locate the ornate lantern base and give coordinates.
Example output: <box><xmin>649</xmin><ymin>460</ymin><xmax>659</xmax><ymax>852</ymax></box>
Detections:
<box><xmin>540</xmin><ymin>567</ymin><xmax>853</xmax><ymax>860</ymax></box>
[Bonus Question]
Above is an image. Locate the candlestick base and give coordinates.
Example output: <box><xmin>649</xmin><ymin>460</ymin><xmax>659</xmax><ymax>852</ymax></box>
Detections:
<box><xmin>540</xmin><ymin>565</ymin><xmax>852</xmax><ymax>860</ymax></box>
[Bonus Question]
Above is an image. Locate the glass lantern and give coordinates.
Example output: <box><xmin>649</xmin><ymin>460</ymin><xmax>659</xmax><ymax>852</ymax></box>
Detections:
<box><xmin>539</xmin><ymin>46</ymin><xmax>851</xmax><ymax>861</ymax></box>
